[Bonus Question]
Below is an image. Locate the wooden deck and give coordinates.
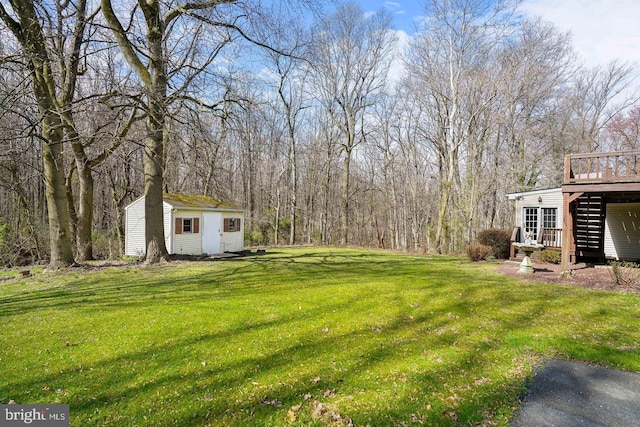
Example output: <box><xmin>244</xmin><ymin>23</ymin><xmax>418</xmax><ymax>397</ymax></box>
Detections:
<box><xmin>564</xmin><ymin>150</ymin><xmax>640</xmax><ymax>190</ymax></box>
<box><xmin>561</xmin><ymin>150</ymin><xmax>640</xmax><ymax>270</ymax></box>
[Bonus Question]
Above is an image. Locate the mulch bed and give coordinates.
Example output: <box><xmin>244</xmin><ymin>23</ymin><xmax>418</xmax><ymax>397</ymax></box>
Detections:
<box><xmin>495</xmin><ymin>261</ymin><xmax>639</xmax><ymax>293</ymax></box>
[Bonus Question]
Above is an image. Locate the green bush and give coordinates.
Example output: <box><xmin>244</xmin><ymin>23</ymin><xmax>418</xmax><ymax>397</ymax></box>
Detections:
<box><xmin>466</xmin><ymin>244</ymin><xmax>492</xmax><ymax>262</ymax></box>
<box><xmin>609</xmin><ymin>261</ymin><xmax>640</xmax><ymax>288</ymax></box>
<box><xmin>477</xmin><ymin>228</ymin><xmax>511</xmax><ymax>259</ymax></box>
<box><xmin>533</xmin><ymin>249</ymin><xmax>561</xmax><ymax>264</ymax></box>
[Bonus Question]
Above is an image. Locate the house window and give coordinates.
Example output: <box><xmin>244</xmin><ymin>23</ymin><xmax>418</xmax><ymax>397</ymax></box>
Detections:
<box><xmin>524</xmin><ymin>207</ymin><xmax>538</xmax><ymax>240</ymax></box>
<box><xmin>183</xmin><ymin>218</ymin><xmax>192</xmax><ymax>233</ymax></box>
<box><xmin>224</xmin><ymin>217</ymin><xmax>241</xmax><ymax>232</ymax></box>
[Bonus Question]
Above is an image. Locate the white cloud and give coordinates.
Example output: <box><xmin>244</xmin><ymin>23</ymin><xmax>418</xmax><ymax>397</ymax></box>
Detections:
<box><xmin>363</xmin><ymin>10</ymin><xmax>376</xmax><ymax>20</ymax></box>
<box><xmin>384</xmin><ymin>1</ymin><xmax>405</xmax><ymax>14</ymax></box>
<box><xmin>521</xmin><ymin>0</ymin><xmax>640</xmax><ymax>68</ymax></box>
<box><xmin>387</xmin><ymin>29</ymin><xmax>411</xmax><ymax>85</ymax></box>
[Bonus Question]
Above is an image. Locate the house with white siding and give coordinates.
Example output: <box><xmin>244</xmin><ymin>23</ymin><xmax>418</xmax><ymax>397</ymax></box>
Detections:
<box><xmin>125</xmin><ymin>193</ymin><xmax>245</xmax><ymax>257</ymax></box>
<box><xmin>507</xmin><ymin>188</ymin><xmax>564</xmax><ymax>248</ymax></box>
<box><xmin>508</xmin><ymin>168</ymin><xmax>640</xmax><ymax>265</ymax></box>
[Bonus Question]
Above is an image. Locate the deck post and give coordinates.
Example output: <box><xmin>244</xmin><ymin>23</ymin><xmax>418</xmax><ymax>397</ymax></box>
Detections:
<box><xmin>561</xmin><ymin>192</ymin><xmax>573</xmax><ymax>272</ymax></box>
<box><xmin>561</xmin><ymin>192</ymin><xmax>584</xmax><ymax>270</ymax></box>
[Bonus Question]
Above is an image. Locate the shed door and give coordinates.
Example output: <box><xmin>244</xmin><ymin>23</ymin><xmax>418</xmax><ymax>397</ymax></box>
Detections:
<box><xmin>202</xmin><ymin>213</ymin><xmax>222</xmax><ymax>254</ymax></box>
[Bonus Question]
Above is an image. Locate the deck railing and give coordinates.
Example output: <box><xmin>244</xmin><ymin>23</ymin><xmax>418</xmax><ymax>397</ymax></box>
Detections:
<box><xmin>510</xmin><ymin>226</ymin><xmax>562</xmax><ymax>259</ymax></box>
<box><xmin>537</xmin><ymin>227</ymin><xmax>562</xmax><ymax>249</ymax></box>
<box><xmin>564</xmin><ymin>150</ymin><xmax>640</xmax><ymax>184</ymax></box>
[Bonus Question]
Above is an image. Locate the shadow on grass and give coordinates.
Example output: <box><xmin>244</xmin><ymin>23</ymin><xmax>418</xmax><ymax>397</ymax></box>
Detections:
<box><xmin>1</xmin><ymin>249</ymin><xmax>639</xmax><ymax>425</ymax></box>
<box><xmin>3</xmin><ymin>287</ymin><xmax>545</xmax><ymax>425</ymax></box>
<box><xmin>0</xmin><ymin>251</ymin><xmax>467</xmax><ymax>317</ymax></box>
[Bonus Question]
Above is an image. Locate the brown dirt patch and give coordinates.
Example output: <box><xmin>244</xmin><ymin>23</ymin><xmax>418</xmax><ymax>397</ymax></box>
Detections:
<box><xmin>495</xmin><ymin>261</ymin><xmax>639</xmax><ymax>293</ymax></box>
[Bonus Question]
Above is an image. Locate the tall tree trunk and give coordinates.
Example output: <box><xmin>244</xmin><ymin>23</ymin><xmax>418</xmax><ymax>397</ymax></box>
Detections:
<box><xmin>289</xmin><ymin>130</ymin><xmax>297</xmax><ymax>246</ymax></box>
<box><xmin>66</xmin><ymin>123</ymin><xmax>94</xmax><ymax>261</ymax></box>
<box><xmin>0</xmin><ymin>0</ymin><xmax>75</xmax><ymax>267</ymax></box>
<box><xmin>101</xmin><ymin>0</ymin><xmax>169</xmax><ymax>263</ymax></box>
<box><xmin>340</xmin><ymin>148</ymin><xmax>351</xmax><ymax>246</ymax></box>
<box><xmin>143</xmin><ymin>81</ymin><xmax>169</xmax><ymax>263</ymax></box>
<box><xmin>42</xmin><ymin>121</ymin><xmax>75</xmax><ymax>267</ymax></box>
<box><xmin>75</xmin><ymin>159</ymin><xmax>94</xmax><ymax>261</ymax></box>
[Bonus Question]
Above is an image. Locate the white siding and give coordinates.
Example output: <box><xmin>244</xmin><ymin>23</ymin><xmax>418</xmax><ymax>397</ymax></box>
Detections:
<box><xmin>172</xmin><ymin>209</ymin><xmax>203</xmax><ymax>255</ymax></box>
<box><xmin>512</xmin><ymin>188</ymin><xmax>563</xmax><ymax>242</ymax></box>
<box><xmin>124</xmin><ymin>196</ymin><xmax>146</xmax><ymax>256</ymax></box>
<box><xmin>163</xmin><ymin>202</ymin><xmax>172</xmax><ymax>254</ymax></box>
<box><xmin>221</xmin><ymin>212</ymin><xmax>245</xmax><ymax>252</ymax></box>
<box><xmin>604</xmin><ymin>203</ymin><xmax>640</xmax><ymax>261</ymax></box>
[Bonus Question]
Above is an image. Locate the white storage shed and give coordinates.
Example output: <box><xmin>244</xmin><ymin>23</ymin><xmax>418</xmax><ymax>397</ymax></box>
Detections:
<box><xmin>125</xmin><ymin>193</ymin><xmax>245</xmax><ymax>257</ymax></box>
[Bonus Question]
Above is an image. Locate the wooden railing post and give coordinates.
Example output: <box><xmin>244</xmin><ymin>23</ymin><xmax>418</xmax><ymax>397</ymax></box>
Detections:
<box><xmin>564</xmin><ymin>155</ymin><xmax>572</xmax><ymax>184</ymax></box>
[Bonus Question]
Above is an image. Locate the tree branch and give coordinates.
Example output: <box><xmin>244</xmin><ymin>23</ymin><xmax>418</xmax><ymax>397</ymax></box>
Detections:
<box><xmin>164</xmin><ymin>0</ymin><xmax>236</xmax><ymax>26</ymax></box>
<box><xmin>100</xmin><ymin>0</ymin><xmax>151</xmax><ymax>86</ymax></box>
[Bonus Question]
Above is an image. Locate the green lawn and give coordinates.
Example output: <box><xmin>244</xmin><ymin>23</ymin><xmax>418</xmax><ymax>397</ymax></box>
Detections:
<box><xmin>1</xmin><ymin>247</ymin><xmax>639</xmax><ymax>426</ymax></box>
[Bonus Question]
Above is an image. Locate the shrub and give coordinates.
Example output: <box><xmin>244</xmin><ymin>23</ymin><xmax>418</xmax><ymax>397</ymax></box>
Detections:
<box><xmin>609</xmin><ymin>261</ymin><xmax>640</xmax><ymax>288</ymax></box>
<box><xmin>91</xmin><ymin>231</ymin><xmax>125</xmax><ymax>259</ymax></box>
<box><xmin>477</xmin><ymin>228</ymin><xmax>512</xmax><ymax>259</ymax></box>
<box><xmin>533</xmin><ymin>249</ymin><xmax>561</xmax><ymax>264</ymax></box>
<box><xmin>0</xmin><ymin>218</ymin><xmax>8</xmax><ymax>266</ymax></box>
<box><xmin>466</xmin><ymin>244</ymin><xmax>492</xmax><ymax>262</ymax></box>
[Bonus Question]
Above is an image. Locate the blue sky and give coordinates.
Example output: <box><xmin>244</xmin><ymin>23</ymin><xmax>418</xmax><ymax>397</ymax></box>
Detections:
<box><xmin>355</xmin><ymin>0</ymin><xmax>640</xmax><ymax>68</ymax></box>
<box><xmin>360</xmin><ymin>1</ymin><xmax>425</xmax><ymax>34</ymax></box>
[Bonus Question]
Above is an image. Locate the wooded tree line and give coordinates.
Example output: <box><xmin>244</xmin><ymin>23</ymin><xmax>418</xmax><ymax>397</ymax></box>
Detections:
<box><xmin>0</xmin><ymin>0</ymin><xmax>637</xmax><ymax>266</ymax></box>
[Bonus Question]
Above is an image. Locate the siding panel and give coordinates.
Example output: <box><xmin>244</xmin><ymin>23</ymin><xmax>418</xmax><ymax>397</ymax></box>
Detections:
<box><xmin>172</xmin><ymin>209</ymin><xmax>202</xmax><ymax>254</ymax></box>
<box><xmin>163</xmin><ymin>202</ymin><xmax>173</xmax><ymax>254</ymax></box>
<box><xmin>604</xmin><ymin>203</ymin><xmax>640</xmax><ymax>261</ymax></box>
<box><xmin>125</xmin><ymin>197</ymin><xmax>146</xmax><ymax>256</ymax></box>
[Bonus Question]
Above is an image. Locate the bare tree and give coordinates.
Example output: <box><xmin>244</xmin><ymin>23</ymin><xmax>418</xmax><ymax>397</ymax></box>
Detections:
<box><xmin>605</xmin><ymin>106</ymin><xmax>640</xmax><ymax>151</ymax></box>
<box><xmin>100</xmin><ymin>0</ymin><xmax>234</xmax><ymax>262</ymax></box>
<box><xmin>101</xmin><ymin>0</ymin><xmax>320</xmax><ymax>261</ymax></box>
<box><xmin>566</xmin><ymin>61</ymin><xmax>638</xmax><ymax>152</ymax></box>
<box><xmin>261</xmin><ymin>33</ymin><xmax>310</xmax><ymax>244</ymax></box>
<box><xmin>405</xmin><ymin>0</ymin><xmax>519</xmax><ymax>252</ymax></box>
<box><xmin>0</xmin><ymin>0</ymin><xmax>89</xmax><ymax>266</ymax></box>
<box><xmin>310</xmin><ymin>2</ymin><xmax>396</xmax><ymax>245</ymax></box>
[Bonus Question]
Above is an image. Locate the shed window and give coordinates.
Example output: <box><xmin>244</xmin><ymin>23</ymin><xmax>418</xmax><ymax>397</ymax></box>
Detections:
<box><xmin>224</xmin><ymin>217</ymin><xmax>241</xmax><ymax>232</ymax></box>
<box><xmin>175</xmin><ymin>217</ymin><xmax>199</xmax><ymax>234</ymax></box>
<box><xmin>183</xmin><ymin>218</ymin><xmax>192</xmax><ymax>233</ymax></box>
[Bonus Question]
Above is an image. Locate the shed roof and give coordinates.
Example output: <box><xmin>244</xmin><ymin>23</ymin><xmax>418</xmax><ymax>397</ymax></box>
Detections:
<box><xmin>163</xmin><ymin>193</ymin><xmax>241</xmax><ymax>210</ymax></box>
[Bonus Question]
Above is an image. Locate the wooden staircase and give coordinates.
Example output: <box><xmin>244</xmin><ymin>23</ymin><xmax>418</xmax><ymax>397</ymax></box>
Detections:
<box><xmin>574</xmin><ymin>194</ymin><xmax>605</xmax><ymax>261</ymax></box>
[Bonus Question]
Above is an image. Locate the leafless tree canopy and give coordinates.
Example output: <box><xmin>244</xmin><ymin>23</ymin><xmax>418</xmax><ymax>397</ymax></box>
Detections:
<box><xmin>0</xmin><ymin>0</ymin><xmax>637</xmax><ymax>265</ymax></box>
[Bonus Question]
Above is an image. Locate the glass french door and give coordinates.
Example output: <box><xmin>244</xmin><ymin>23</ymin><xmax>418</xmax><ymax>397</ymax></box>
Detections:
<box><xmin>524</xmin><ymin>208</ymin><xmax>539</xmax><ymax>240</ymax></box>
<box><xmin>523</xmin><ymin>207</ymin><xmax>558</xmax><ymax>243</ymax></box>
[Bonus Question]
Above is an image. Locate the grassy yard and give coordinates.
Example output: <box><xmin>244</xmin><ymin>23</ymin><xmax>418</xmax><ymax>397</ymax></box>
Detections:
<box><xmin>1</xmin><ymin>247</ymin><xmax>639</xmax><ymax>426</ymax></box>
